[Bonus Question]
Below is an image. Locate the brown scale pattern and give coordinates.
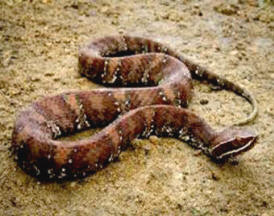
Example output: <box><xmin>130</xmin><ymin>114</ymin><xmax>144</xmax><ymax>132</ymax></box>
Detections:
<box><xmin>12</xmin><ymin>35</ymin><xmax>258</xmax><ymax>180</ymax></box>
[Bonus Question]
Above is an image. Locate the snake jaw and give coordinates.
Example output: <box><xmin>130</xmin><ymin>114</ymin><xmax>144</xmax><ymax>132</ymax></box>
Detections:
<box><xmin>209</xmin><ymin>128</ymin><xmax>258</xmax><ymax>161</ymax></box>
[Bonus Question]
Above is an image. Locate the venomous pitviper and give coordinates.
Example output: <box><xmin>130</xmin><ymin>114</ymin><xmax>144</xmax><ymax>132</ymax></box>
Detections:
<box><xmin>12</xmin><ymin>35</ymin><xmax>258</xmax><ymax>180</ymax></box>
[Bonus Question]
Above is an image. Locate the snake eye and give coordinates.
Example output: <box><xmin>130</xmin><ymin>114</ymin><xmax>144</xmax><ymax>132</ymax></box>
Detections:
<box><xmin>210</xmin><ymin>128</ymin><xmax>257</xmax><ymax>160</ymax></box>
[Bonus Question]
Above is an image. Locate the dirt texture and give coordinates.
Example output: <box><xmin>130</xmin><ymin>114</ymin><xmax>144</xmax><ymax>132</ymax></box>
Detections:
<box><xmin>0</xmin><ymin>0</ymin><xmax>273</xmax><ymax>215</ymax></box>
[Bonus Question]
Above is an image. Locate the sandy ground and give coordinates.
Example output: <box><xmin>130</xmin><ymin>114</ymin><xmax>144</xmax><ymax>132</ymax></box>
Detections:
<box><xmin>0</xmin><ymin>0</ymin><xmax>273</xmax><ymax>215</ymax></box>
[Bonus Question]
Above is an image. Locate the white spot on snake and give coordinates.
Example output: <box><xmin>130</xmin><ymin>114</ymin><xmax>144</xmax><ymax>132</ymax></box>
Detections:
<box><xmin>121</xmin><ymin>36</ymin><xmax>128</xmax><ymax>50</ymax></box>
<box><xmin>157</xmin><ymin>46</ymin><xmax>161</xmax><ymax>52</ymax></box>
<box><xmin>183</xmin><ymin>135</ymin><xmax>190</xmax><ymax>141</ymax></box>
<box><xmin>58</xmin><ymin>172</ymin><xmax>66</xmax><ymax>179</ymax></box>
<box><xmin>48</xmin><ymin>169</ymin><xmax>53</xmax><ymax>174</ymax></box>
<box><xmin>47</xmin><ymin>121</ymin><xmax>62</xmax><ymax>138</ymax></box>
<box><xmin>142</xmin><ymin>44</ymin><xmax>148</xmax><ymax>53</ymax></box>
<box><xmin>195</xmin><ymin>69</ymin><xmax>203</xmax><ymax>77</ymax></box>
<box><xmin>49</xmin><ymin>174</ymin><xmax>55</xmax><ymax>179</ymax></box>
<box><xmin>162</xmin><ymin>47</ymin><xmax>168</xmax><ymax>53</ymax></box>
<box><xmin>178</xmin><ymin>128</ymin><xmax>188</xmax><ymax>139</ymax></box>
<box><xmin>125</xmin><ymin>99</ymin><xmax>131</xmax><ymax>107</ymax></box>
<box><xmin>159</xmin><ymin>90</ymin><xmax>168</xmax><ymax>102</ymax></box>
<box><xmin>109</xmin><ymin>75</ymin><xmax>117</xmax><ymax>84</ymax></box>
<box><xmin>116</xmin><ymin>66</ymin><xmax>120</xmax><ymax>72</ymax></box>
<box><xmin>101</xmin><ymin>72</ymin><xmax>106</xmax><ymax>78</ymax></box>
<box><xmin>142</xmin><ymin>125</ymin><xmax>154</xmax><ymax>137</ymax></box>
<box><xmin>33</xmin><ymin>165</ymin><xmax>40</xmax><ymax>176</ymax></box>
<box><xmin>166</xmin><ymin>126</ymin><xmax>173</xmax><ymax>135</ymax></box>
<box><xmin>85</xmin><ymin>120</ymin><xmax>90</xmax><ymax>127</ymax></box>
<box><xmin>162</xmin><ymin>55</ymin><xmax>168</xmax><ymax>63</ymax></box>
<box><xmin>77</xmin><ymin>123</ymin><xmax>82</xmax><ymax>130</ymax></box>
<box><xmin>104</xmin><ymin>59</ymin><xmax>109</xmax><ymax>74</ymax></box>
<box><xmin>114</xmin><ymin>102</ymin><xmax>121</xmax><ymax>112</ymax></box>
<box><xmin>117</xmin><ymin>146</ymin><xmax>121</xmax><ymax>155</ymax></box>
<box><xmin>56</xmin><ymin>128</ymin><xmax>61</xmax><ymax>136</ymax></box>
<box><xmin>83</xmin><ymin>114</ymin><xmax>90</xmax><ymax>127</ymax></box>
<box><xmin>177</xmin><ymin>99</ymin><xmax>182</xmax><ymax>107</ymax></box>
<box><xmin>217</xmin><ymin>78</ymin><xmax>224</xmax><ymax>86</ymax></box>
<box><xmin>108</xmin><ymin>154</ymin><xmax>114</xmax><ymax>162</ymax></box>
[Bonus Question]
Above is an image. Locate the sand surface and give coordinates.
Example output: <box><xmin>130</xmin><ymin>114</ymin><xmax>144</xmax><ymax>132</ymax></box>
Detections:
<box><xmin>0</xmin><ymin>0</ymin><xmax>273</xmax><ymax>215</ymax></box>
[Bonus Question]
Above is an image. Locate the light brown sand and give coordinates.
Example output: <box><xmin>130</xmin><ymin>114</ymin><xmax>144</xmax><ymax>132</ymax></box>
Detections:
<box><xmin>0</xmin><ymin>0</ymin><xmax>273</xmax><ymax>215</ymax></box>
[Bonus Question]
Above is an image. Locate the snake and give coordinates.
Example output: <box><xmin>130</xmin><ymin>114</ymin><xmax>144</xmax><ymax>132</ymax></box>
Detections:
<box><xmin>11</xmin><ymin>35</ymin><xmax>258</xmax><ymax>180</ymax></box>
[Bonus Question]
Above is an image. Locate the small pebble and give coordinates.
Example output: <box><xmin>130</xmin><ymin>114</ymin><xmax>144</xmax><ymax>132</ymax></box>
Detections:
<box><xmin>200</xmin><ymin>99</ymin><xmax>209</xmax><ymax>105</ymax></box>
<box><xmin>211</xmin><ymin>172</ymin><xmax>220</xmax><ymax>181</ymax></box>
<box><xmin>143</xmin><ymin>144</ymin><xmax>151</xmax><ymax>155</ymax></box>
<box><xmin>193</xmin><ymin>149</ymin><xmax>202</xmax><ymax>156</ymax></box>
<box><xmin>149</xmin><ymin>135</ymin><xmax>159</xmax><ymax>145</ymax></box>
<box><xmin>70</xmin><ymin>182</ymin><xmax>76</xmax><ymax>188</ymax></box>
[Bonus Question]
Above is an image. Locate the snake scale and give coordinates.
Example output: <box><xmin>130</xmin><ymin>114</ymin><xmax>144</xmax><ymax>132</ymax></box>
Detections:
<box><xmin>12</xmin><ymin>35</ymin><xmax>258</xmax><ymax>180</ymax></box>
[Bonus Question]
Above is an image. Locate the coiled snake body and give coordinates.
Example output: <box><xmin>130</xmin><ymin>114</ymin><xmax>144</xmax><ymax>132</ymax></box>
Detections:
<box><xmin>12</xmin><ymin>35</ymin><xmax>258</xmax><ymax>180</ymax></box>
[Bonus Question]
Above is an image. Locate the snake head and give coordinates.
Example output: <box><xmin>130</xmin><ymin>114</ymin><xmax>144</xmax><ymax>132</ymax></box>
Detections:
<box><xmin>209</xmin><ymin>127</ymin><xmax>257</xmax><ymax>161</ymax></box>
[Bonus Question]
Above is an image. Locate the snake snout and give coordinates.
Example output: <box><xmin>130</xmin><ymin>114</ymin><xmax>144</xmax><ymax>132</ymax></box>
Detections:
<box><xmin>210</xmin><ymin>128</ymin><xmax>257</xmax><ymax>160</ymax></box>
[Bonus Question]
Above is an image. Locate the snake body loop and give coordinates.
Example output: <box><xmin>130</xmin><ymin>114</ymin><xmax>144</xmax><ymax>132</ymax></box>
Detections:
<box><xmin>12</xmin><ymin>35</ymin><xmax>257</xmax><ymax>180</ymax></box>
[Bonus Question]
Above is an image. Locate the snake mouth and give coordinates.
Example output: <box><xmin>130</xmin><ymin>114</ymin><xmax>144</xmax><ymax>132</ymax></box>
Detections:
<box><xmin>214</xmin><ymin>137</ymin><xmax>256</xmax><ymax>160</ymax></box>
<box><xmin>209</xmin><ymin>128</ymin><xmax>257</xmax><ymax>161</ymax></box>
